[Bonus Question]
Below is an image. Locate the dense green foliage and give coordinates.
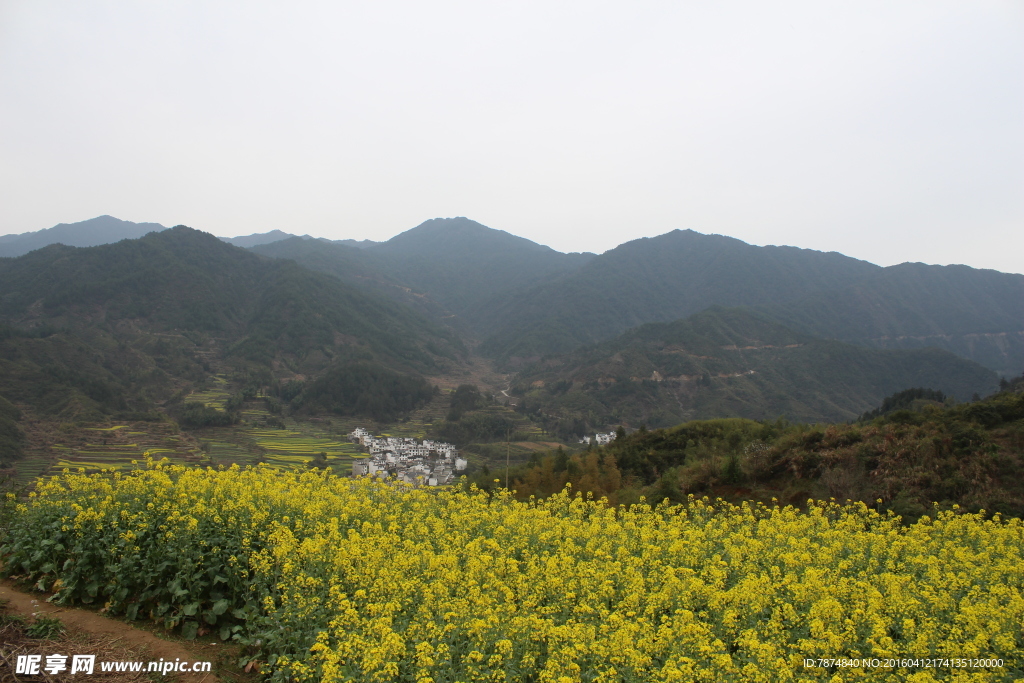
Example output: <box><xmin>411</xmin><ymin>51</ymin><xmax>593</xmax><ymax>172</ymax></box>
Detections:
<box><xmin>0</xmin><ymin>324</ymin><xmax>143</xmax><ymax>420</ymax></box>
<box><xmin>177</xmin><ymin>402</ymin><xmax>240</xmax><ymax>428</ymax></box>
<box><xmin>0</xmin><ymin>394</ymin><xmax>25</xmax><ymax>464</ymax></box>
<box><xmin>290</xmin><ymin>362</ymin><xmax>436</xmax><ymax>422</ymax></box>
<box><xmin>512</xmin><ymin>308</ymin><xmax>998</xmax><ymax>428</ymax></box>
<box><xmin>858</xmin><ymin>387</ymin><xmax>946</xmax><ymax>421</ymax></box>
<box><xmin>431</xmin><ymin>410</ymin><xmax>520</xmax><ymax>446</ymax></box>
<box><xmin>446</xmin><ymin>384</ymin><xmax>483</xmax><ymax>421</ymax></box>
<box><xmin>511</xmin><ymin>388</ymin><xmax>1024</xmax><ymax>520</ymax></box>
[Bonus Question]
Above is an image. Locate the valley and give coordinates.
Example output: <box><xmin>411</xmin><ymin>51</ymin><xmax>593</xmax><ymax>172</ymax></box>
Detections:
<box><xmin>1</xmin><ymin>216</ymin><xmax>1020</xmax><ymax>494</ymax></box>
<box><xmin>1</xmin><ymin>215</ymin><xmax>1022</xmax><ymax>682</ymax></box>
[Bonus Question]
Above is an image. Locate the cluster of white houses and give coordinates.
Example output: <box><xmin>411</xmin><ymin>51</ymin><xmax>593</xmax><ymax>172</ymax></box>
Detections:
<box><xmin>578</xmin><ymin>431</ymin><xmax>618</xmax><ymax>446</ymax></box>
<box><xmin>348</xmin><ymin>427</ymin><xmax>467</xmax><ymax>486</ymax></box>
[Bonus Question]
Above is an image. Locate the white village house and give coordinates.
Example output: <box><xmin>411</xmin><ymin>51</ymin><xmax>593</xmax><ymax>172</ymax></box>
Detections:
<box><xmin>578</xmin><ymin>431</ymin><xmax>618</xmax><ymax>446</ymax></box>
<box><xmin>348</xmin><ymin>428</ymin><xmax>465</xmax><ymax>486</ymax></box>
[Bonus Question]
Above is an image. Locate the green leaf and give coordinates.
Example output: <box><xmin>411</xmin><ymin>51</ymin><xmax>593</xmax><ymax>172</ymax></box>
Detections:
<box><xmin>182</xmin><ymin>603</ymin><xmax>198</xmax><ymax>616</ymax></box>
<box><xmin>219</xmin><ymin>626</ymin><xmax>231</xmax><ymax>641</ymax></box>
<box><xmin>181</xmin><ymin>621</ymin><xmax>198</xmax><ymax>640</ymax></box>
<box><xmin>211</xmin><ymin>599</ymin><xmax>229</xmax><ymax>616</ymax></box>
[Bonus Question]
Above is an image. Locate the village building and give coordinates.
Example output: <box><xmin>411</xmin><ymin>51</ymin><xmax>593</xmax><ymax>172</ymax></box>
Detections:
<box><xmin>348</xmin><ymin>427</ymin><xmax>463</xmax><ymax>486</ymax></box>
<box><xmin>578</xmin><ymin>431</ymin><xmax>618</xmax><ymax>445</ymax></box>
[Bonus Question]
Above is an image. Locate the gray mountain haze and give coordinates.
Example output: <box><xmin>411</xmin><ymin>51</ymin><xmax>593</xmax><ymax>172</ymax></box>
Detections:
<box><xmin>0</xmin><ymin>215</ymin><xmax>167</xmax><ymax>257</ymax></box>
<box><xmin>218</xmin><ymin>230</ymin><xmax>303</xmax><ymax>248</ymax></box>
<box><xmin>0</xmin><ymin>217</ymin><xmax>372</xmax><ymax>253</ymax></box>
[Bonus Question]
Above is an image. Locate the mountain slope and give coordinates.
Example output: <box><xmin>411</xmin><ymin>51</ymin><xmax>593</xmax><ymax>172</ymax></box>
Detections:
<box><xmin>479</xmin><ymin>230</ymin><xmax>880</xmax><ymax>363</ymax></box>
<box><xmin>764</xmin><ymin>262</ymin><xmax>1024</xmax><ymax>377</ymax></box>
<box><xmin>512</xmin><ymin>307</ymin><xmax>998</xmax><ymax>430</ymax></box>
<box><xmin>250</xmin><ymin>237</ymin><xmax>461</xmax><ymax>330</ymax></box>
<box><xmin>219</xmin><ymin>230</ymin><xmax>300</xmax><ymax>248</ymax></box>
<box><xmin>366</xmin><ymin>217</ymin><xmax>595</xmax><ymax>320</ymax></box>
<box><xmin>0</xmin><ymin>227</ymin><xmax>464</xmax><ymax>420</ymax></box>
<box><xmin>476</xmin><ymin>229</ymin><xmax>1024</xmax><ymax>377</ymax></box>
<box><xmin>0</xmin><ymin>216</ymin><xmax>167</xmax><ymax>257</ymax></box>
<box><xmin>513</xmin><ymin>387</ymin><xmax>1024</xmax><ymax>518</ymax></box>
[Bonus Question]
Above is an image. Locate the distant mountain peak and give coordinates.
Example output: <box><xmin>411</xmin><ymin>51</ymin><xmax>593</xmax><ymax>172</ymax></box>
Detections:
<box><xmin>218</xmin><ymin>229</ymin><xmax>301</xmax><ymax>248</ymax></box>
<box><xmin>0</xmin><ymin>216</ymin><xmax>168</xmax><ymax>257</ymax></box>
<box><xmin>380</xmin><ymin>217</ymin><xmax>557</xmax><ymax>254</ymax></box>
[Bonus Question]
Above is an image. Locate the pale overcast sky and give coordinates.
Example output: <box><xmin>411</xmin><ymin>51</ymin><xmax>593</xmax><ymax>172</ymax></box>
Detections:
<box><xmin>1</xmin><ymin>1</ymin><xmax>1021</xmax><ymax>272</ymax></box>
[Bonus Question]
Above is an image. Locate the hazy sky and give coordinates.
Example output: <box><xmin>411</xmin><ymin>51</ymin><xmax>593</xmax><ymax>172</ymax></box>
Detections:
<box><xmin>1</xmin><ymin>1</ymin><xmax>1021</xmax><ymax>272</ymax></box>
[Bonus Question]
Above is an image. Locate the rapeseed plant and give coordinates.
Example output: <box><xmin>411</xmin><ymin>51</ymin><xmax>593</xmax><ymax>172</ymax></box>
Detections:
<box><xmin>2</xmin><ymin>461</ymin><xmax>1021</xmax><ymax>681</ymax></box>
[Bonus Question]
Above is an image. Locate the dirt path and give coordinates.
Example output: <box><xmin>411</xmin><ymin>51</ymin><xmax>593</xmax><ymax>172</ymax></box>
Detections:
<box><xmin>0</xmin><ymin>580</ymin><xmax>224</xmax><ymax>681</ymax></box>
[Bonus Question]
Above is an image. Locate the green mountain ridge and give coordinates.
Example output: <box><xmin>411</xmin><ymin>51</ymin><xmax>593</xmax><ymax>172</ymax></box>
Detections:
<box><xmin>252</xmin><ymin>217</ymin><xmax>597</xmax><ymax>335</ymax></box>
<box><xmin>0</xmin><ymin>227</ymin><xmax>463</xmax><ymax>422</ymax></box>
<box><xmin>764</xmin><ymin>261</ymin><xmax>1024</xmax><ymax>377</ymax></box>
<box><xmin>4</xmin><ymin>215</ymin><xmax>1020</xmax><ymax>438</ymax></box>
<box><xmin>477</xmin><ymin>229</ymin><xmax>882</xmax><ymax>363</ymax></box>
<box><xmin>366</xmin><ymin>217</ymin><xmax>595</xmax><ymax>321</ymax></box>
<box><xmin>250</xmin><ymin>236</ymin><xmax>464</xmax><ymax>334</ymax></box>
<box><xmin>511</xmin><ymin>307</ymin><xmax>999</xmax><ymax>431</ymax></box>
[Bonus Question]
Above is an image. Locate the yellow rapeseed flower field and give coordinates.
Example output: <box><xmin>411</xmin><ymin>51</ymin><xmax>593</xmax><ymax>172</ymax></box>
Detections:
<box><xmin>3</xmin><ymin>461</ymin><xmax>1022</xmax><ymax>682</ymax></box>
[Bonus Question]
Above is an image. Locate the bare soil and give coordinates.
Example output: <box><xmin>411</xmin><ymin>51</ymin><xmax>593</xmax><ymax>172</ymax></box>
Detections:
<box><xmin>0</xmin><ymin>581</ymin><xmax>243</xmax><ymax>682</ymax></box>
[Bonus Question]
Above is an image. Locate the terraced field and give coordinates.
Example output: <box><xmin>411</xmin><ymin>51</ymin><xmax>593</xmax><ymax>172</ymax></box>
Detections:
<box><xmin>247</xmin><ymin>427</ymin><xmax>363</xmax><ymax>469</ymax></box>
<box><xmin>8</xmin><ymin>382</ymin><xmax>570</xmax><ymax>485</ymax></box>
<box><xmin>13</xmin><ymin>421</ymin><xmax>205</xmax><ymax>483</ymax></box>
<box><xmin>183</xmin><ymin>375</ymin><xmax>231</xmax><ymax>409</ymax></box>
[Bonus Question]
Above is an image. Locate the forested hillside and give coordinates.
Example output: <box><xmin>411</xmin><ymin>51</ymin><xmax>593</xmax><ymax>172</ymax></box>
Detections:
<box><xmin>468</xmin><ymin>230</ymin><xmax>1022</xmax><ymax>380</ymax></box>
<box><xmin>3</xmin><ymin>216</ymin><xmax>1020</xmax><ymax>443</ymax></box>
<box><xmin>509</xmin><ymin>384</ymin><xmax>1024</xmax><ymax>520</ymax></box>
<box><xmin>511</xmin><ymin>308</ymin><xmax>998</xmax><ymax>431</ymax></box>
<box><xmin>765</xmin><ymin>262</ymin><xmax>1024</xmax><ymax>377</ymax></box>
<box><xmin>248</xmin><ymin>221</ymin><xmax>1024</xmax><ymax>382</ymax></box>
<box><xmin>0</xmin><ymin>227</ymin><xmax>463</xmax><ymax>423</ymax></box>
<box><xmin>0</xmin><ymin>393</ymin><xmax>24</xmax><ymax>465</ymax></box>
<box><xmin>251</xmin><ymin>236</ymin><xmax>461</xmax><ymax>330</ymax></box>
<box><xmin>476</xmin><ymin>230</ymin><xmax>880</xmax><ymax>363</ymax></box>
